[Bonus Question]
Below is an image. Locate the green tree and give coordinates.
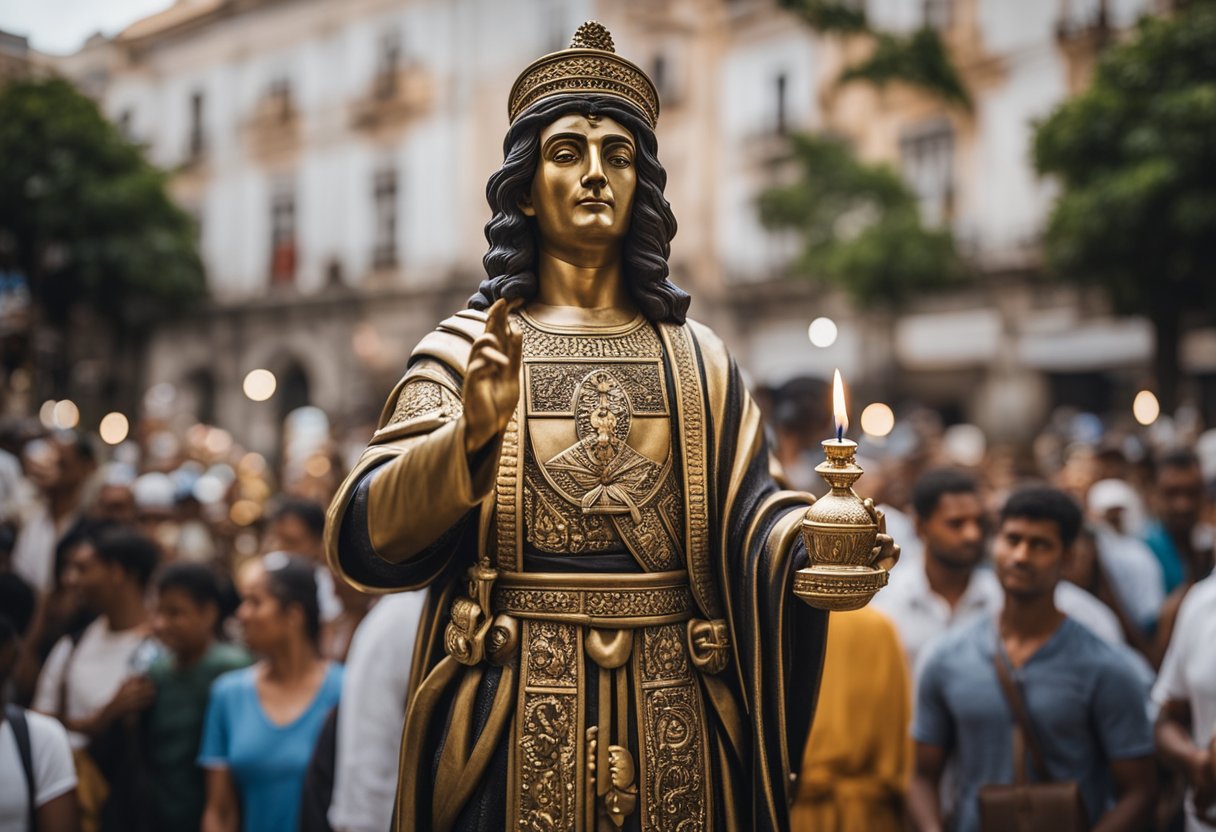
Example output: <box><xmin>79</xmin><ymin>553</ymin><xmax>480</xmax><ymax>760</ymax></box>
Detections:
<box><xmin>1033</xmin><ymin>1</ymin><xmax>1216</xmax><ymax>412</ymax></box>
<box><xmin>758</xmin><ymin>2</ymin><xmax>968</xmax><ymax>305</ymax></box>
<box><xmin>758</xmin><ymin>133</ymin><xmax>962</xmax><ymax>307</ymax></box>
<box><xmin>777</xmin><ymin>0</ymin><xmax>971</xmax><ymax>108</ymax></box>
<box><xmin>0</xmin><ymin>77</ymin><xmax>204</xmax><ymax>400</ymax></box>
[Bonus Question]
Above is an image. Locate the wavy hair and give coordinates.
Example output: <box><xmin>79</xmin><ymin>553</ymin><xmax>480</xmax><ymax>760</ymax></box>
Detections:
<box><xmin>469</xmin><ymin>95</ymin><xmax>689</xmax><ymax>324</ymax></box>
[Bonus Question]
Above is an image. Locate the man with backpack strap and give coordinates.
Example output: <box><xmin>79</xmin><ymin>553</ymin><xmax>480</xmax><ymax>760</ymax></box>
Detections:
<box><xmin>0</xmin><ymin>573</ymin><xmax>78</xmax><ymax>832</ymax></box>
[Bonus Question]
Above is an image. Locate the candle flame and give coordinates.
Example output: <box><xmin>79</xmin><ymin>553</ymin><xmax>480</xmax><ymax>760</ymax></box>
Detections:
<box><xmin>833</xmin><ymin>369</ymin><xmax>848</xmax><ymax>437</ymax></box>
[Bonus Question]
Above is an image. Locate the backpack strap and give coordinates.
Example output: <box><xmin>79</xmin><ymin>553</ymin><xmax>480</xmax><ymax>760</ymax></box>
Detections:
<box><xmin>992</xmin><ymin>648</ymin><xmax>1051</xmax><ymax>784</ymax></box>
<box><xmin>5</xmin><ymin>703</ymin><xmax>38</xmax><ymax>832</ymax></box>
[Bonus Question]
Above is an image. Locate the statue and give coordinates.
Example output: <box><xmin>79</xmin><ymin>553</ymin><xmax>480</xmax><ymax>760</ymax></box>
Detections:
<box><xmin>325</xmin><ymin>21</ymin><xmax>897</xmax><ymax>832</ymax></box>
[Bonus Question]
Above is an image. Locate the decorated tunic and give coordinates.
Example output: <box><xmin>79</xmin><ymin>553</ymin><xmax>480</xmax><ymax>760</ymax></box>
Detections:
<box><xmin>326</xmin><ymin>308</ymin><xmax>829</xmax><ymax>832</ymax></box>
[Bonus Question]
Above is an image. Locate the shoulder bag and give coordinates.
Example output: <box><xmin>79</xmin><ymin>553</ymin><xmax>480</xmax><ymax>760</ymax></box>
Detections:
<box><xmin>977</xmin><ymin>648</ymin><xmax>1089</xmax><ymax>832</ymax></box>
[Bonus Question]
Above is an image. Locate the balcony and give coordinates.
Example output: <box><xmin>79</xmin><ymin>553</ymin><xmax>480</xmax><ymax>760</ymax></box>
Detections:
<box><xmin>245</xmin><ymin>91</ymin><xmax>299</xmax><ymax>160</ymax></box>
<box><xmin>349</xmin><ymin>66</ymin><xmax>433</xmax><ymax>132</ymax></box>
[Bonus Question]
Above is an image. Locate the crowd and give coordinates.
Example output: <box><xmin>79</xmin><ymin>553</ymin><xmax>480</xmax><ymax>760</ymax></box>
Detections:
<box><xmin>0</xmin><ymin>387</ymin><xmax>1212</xmax><ymax>832</ymax></box>
<box><xmin>767</xmin><ymin>386</ymin><xmax>1216</xmax><ymax>832</ymax></box>
<box><xmin>0</xmin><ymin>417</ymin><xmax>418</xmax><ymax>832</ymax></box>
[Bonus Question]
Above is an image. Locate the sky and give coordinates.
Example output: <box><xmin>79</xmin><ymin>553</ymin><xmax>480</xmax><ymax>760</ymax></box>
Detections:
<box><xmin>0</xmin><ymin>0</ymin><xmax>173</xmax><ymax>55</ymax></box>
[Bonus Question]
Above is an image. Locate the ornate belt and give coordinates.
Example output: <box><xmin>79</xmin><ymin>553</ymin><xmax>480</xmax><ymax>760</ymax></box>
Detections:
<box><xmin>492</xmin><ymin>569</ymin><xmax>694</xmax><ymax>628</ymax></box>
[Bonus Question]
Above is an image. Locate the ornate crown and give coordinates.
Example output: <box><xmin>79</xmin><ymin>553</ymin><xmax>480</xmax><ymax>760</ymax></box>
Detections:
<box><xmin>508</xmin><ymin>21</ymin><xmax>660</xmax><ymax>127</ymax></box>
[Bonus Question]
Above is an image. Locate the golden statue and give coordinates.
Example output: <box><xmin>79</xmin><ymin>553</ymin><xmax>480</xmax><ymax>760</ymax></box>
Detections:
<box><xmin>326</xmin><ymin>21</ymin><xmax>896</xmax><ymax>832</ymax></box>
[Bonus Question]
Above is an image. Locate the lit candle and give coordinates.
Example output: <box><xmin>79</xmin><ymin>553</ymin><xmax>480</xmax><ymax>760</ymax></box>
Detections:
<box><xmin>832</xmin><ymin>368</ymin><xmax>848</xmax><ymax>442</ymax></box>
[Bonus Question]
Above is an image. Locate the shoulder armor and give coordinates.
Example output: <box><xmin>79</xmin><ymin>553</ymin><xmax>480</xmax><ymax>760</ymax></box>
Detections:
<box><xmin>409</xmin><ymin>309</ymin><xmax>489</xmax><ymax>379</ymax></box>
<box><xmin>684</xmin><ymin>317</ymin><xmax>730</xmax><ymax>371</ymax></box>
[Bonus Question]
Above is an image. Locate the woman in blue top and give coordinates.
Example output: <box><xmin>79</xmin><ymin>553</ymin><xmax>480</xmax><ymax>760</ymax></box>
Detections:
<box><xmin>199</xmin><ymin>553</ymin><xmax>343</xmax><ymax>832</ymax></box>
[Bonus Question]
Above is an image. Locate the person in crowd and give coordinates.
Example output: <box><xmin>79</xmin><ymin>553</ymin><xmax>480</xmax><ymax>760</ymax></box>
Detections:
<box><xmin>1146</xmin><ymin>449</ymin><xmax>1214</xmax><ymax>595</ymax></box>
<box><xmin>268</xmin><ymin>498</ymin><xmax>342</xmax><ymax>603</ymax></box>
<box><xmin>1147</xmin><ymin>450</ymin><xmax>1215</xmax><ymax>668</ymax></box>
<box><xmin>200</xmin><ymin>553</ymin><xmax>342</xmax><ymax>832</ymax></box>
<box><xmin>0</xmin><ymin>573</ymin><xmax>78</xmax><ymax>832</ymax></box>
<box><xmin>91</xmin><ymin>466</ymin><xmax>137</xmax><ymax>527</ymax></box>
<box><xmin>12</xmin><ymin>433</ymin><xmax>96</xmax><ymax>595</ymax></box>
<box><xmin>32</xmin><ymin>524</ymin><xmax>159</xmax><ymax>831</ymax></box>
<box><xmin>1154</xmin><ymin>571</ymin><xmax>1216</xmax><ymax>831</ymax></box>
<box><xmin>879</xmin><ymin>468</ymin><xmax>1137</xmax><ymax>676</ymax></box>
<box><xmin>327</xmin><ymin>590</ymin><xmax>425</xmax><ymax>832</ymax></box>
<box><xmin>1087</xmin><ymin>478</ymin><xmax>1166</xmax><ymax>633</ymax></box>
<box><xmin>143</xmin><ymin>563</ymin><xmax>251</xmax><ymax>831</ymax></box>
<box><xmin>791</xmin><ymin>606</ymin><xmax>911</xmax><ymax>832</ymax></box>
<box><xmin>132</xmin><ymin>472</ymin><xmax>181</xmax><ymax>559</ymax></box>
<box><xmin>873</xmin><ymin>469</ymin><xmax>991</xmax><ymax>671</ymax></box>
<box><xmin>908</xmin><ymin>487</ymin><xmax>1156</xmax><ymax>832</ymax></box>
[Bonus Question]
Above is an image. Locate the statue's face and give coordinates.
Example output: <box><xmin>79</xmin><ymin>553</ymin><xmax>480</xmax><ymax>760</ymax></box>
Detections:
<box><xmin>521</xmin><ymin>112</ymin><xmax>637</xmax><ymax>259</ymax></box>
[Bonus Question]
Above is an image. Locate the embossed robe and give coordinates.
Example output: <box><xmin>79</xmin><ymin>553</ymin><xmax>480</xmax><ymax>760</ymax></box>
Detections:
<box><xmin>326</xmin><ymin>308</ymin><xmax>828</xmax><ymax>832</ymax></box>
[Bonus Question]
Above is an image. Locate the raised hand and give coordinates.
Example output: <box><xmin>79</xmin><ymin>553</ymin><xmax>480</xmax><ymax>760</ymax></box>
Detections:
<box><xmin>463</xmin><ymin>299</ymin><xmax>523</xmax><ymax>454</ymax></box>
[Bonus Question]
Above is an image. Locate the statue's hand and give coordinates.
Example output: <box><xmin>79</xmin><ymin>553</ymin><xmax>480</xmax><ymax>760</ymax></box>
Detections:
<box><xmin>863</xmin><ymin>498</ymin><xmax>900</xmax><ymax>573</ymax></box>
<box><xmin>463</xmin><ymin>299</ymin><xmax>523</xmax><ymax>454</ymax></box>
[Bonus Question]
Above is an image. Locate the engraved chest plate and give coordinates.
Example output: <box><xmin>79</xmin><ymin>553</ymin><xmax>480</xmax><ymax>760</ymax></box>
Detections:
<box><xmin>517</xmin><ymin>313</ymin><xmax>682</xmax><ymax>570</ymax></box>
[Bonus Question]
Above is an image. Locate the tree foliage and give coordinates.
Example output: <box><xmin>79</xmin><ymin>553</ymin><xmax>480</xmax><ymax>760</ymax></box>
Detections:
<box><xmin>1033</xmin><ymin>0</ymin><xmax>1216</xmax><ymax>407</ymax></box>
<box><xmin>758</xmin><ymin>133</ymin><xmax>962</xmax><ymax>307</ymax></box>
<box><xmin>0</xmin><ymin>77</ymin><xmax>204</xmax><ymax>328</ymax></box>
<box><xmin>777</xmin><ymin>0</ymin><xmax>971</xmax><ymax>108</ymax></box>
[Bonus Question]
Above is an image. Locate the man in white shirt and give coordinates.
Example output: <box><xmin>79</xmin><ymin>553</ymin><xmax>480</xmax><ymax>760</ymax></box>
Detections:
<box><xmin>0</xmin><ymin>573</ymin><xmax>77</xmax><ymax>832</ymax></box>
<box><xmin>12</xmin><ymin>435</ymin><xmax>96</xmax><ymax>596</ymax></box>
<box><xmin>876</xmin><ymin>469</ymin><xmax>1134</xmax><ymax>675</ymax></box>
<box><xmin>1088</xmin><ymin>478</ymin><xmax>1166</xmax><ymax>629</ymax></box>
<box><xmin>874</xmin><ymin>469</ymin><xmax>993</xmax><ymax>671</ymax></box>
<box><xmin>328</xmin><ymin>590</ymin><xmax>426</xmax><ymax>832</ymax></box>
<box><xmin>33</xmin><ymin>525</ymin><xmax>157</xmax><ymax>751</ymax></box>
<box><xmin>1154</xmin><ymin>575</ymin><xmax>1216</xmax><ymax>830</ymax></box>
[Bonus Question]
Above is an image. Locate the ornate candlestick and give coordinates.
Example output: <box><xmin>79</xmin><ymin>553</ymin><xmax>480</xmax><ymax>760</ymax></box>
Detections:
<box><xmin>793</xmin><ymin>370</ymin><xmax>890</xmax><ymax>611</ymax></box>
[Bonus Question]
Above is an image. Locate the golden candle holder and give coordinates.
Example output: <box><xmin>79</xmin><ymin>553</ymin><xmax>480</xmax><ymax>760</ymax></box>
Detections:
<box><xmin>793</xmin><ymin>438</ymin><xmax>889</xmax><ymax>611</ymax></box>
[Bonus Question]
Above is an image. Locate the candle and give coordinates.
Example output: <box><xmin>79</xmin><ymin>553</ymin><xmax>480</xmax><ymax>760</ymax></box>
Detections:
<box><xmin>832</xmin><ymin>368</ymin><xmax>848</xmax><ymax>442</ymax></box>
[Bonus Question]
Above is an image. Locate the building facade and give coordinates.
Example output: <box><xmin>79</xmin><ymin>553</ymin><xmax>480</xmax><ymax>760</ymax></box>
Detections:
<box><xmin>57</xmin><ymin>0</ymin><xmax>1215</xmax><ymax>452</ymax></box>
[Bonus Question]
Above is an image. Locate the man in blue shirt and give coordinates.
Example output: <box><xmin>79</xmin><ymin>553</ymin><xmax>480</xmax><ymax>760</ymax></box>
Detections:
<box><xmin>1143</xmin><ymin>449</ymin><xmax>1213</xmax><ymax>594</ymax></box>
<box><xmin>907</xmin><ymin>486</ymin><xmax>1156</xmax><ymax>832</ymax></box>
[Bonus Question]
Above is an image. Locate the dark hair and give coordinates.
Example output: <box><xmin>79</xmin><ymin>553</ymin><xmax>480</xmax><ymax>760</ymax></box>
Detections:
<box><xmin>999</xmin><ymin>487</ymin><xmax>1083</xmax><ymax>549</ymax></box>
<box><xmin>0</xmin><ymin>572</ymin><xmax>36</xmax><ymax>642</ymax></box>
<box><xmin>469</xmin><ymin>94</ymin><xmax>689</xmax><ymax>324</ymax></box>
<box><xmin>1155</xmin><ymin>448</ymin><xmax>1201</xmax><ymax>476</ymax></box>
<box><xmin>271</xmin><ymin>497</ymin><xmax>326</xmax><ymax>541</ymax></box>
<box><xmin>87</xmin><ymin>524</ymin><xmax>160</xmax><ymax>588</ymax></box>
<box><xmin>911</xmin><ymin>468</ymin><xmax>979</xmax><ymax>520</ymax></box>
<box><xmin>261</xmin><ymin>553</ymin><xmax>321</xmax><ymax>648</ymax></box>
<box><xmin>156</xmin><ymin>562</ymin><xmax>223</xmax><ymax>610</ymax></box>
<box><xmin>54</xmin><ymin>429</ymin><xmax>97</xmax><ymax>465</ymax></box>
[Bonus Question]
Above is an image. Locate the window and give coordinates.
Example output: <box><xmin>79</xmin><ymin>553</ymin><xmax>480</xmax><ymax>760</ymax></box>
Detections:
<box><xmin>372</xmin><ymin>168</ymin><xmax>398</xmax><ymax>269</ymax></box>
<box><xmin>267</xmin><ymin>77</ymin><xmax>293</xmax><ymax>122</ymax></box>
<box><xmin>374</xmin><ymin>31</ymin><xmax>401</xmax><ymax>99</ymax></box>
<box><xmin>188</xmin><ymin>91</ymin><xmax>205</xmax><ymax>159</ymax></box>
<box><xmin>924</xmin><ymin>0</ymin><xmax>953</xmax><ymax>30</ymax></box>
<box><xmin>269</xmin><ymin>187</ymin><xmax>297</xmax><ymax>285</ymax></box>
<box><xmin>774</xmin><ymin>72</ymin><xmax>788</xmax><ymax>135</ymax></box>
<box><xmin>900</xmin><ymin>119</ymin><xmax>955</xmax><ymax>227</ymax></box>
<box><xmin>117</xmin><ymin>109</ymin><xmax>134</xmax><ymax>141</ymax></box>
<box><xmin>652</xmin><ymin>55</ymin><xmax>668</xmax><ymax>101</ymax></box>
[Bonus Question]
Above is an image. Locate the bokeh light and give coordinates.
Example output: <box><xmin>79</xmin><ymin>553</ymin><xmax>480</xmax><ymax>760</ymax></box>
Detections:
<box><xmin>807</xmin><ymin>317</ymin><xmax>838</xmax><ymax>349</ymax></box>
<box><xmin>52</xmin><ymin>399</ymin><xmax>80</xmax><ymax>429</ymax></box>
<box><xmin>305</xmin><ymin>455</ymin><xmax>332</xmax><ymax>478</ymax></box>
<box><xmin>243</xmin><ymin>369</ymin><xmax>277</xmax><ymax>402</ymax></box>
<box><xmin>99</xmin><ymin>412</ymin><xmax>130</xmax><ymax>445</ymax></box>
<box><xmin>1133</xmin><ymin>390</ymin><xmax>1160</xmax><ymax>426</ymax></box>
<box><xmin>39</xmin><ymin>400</ymin><xmax>57</xmax><ymax>429</ymax></box>
<box><xmin>860</xmin><ymin>402</ymin><xmax>895</xmax><ymax>438</ymax></box>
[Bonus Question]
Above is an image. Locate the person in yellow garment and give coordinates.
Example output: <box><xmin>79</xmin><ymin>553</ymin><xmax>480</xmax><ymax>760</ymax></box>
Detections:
<box><xmin>791</xmin><ymin>606</ymin><xmax>911</xmax><ymax>832</ymax></box>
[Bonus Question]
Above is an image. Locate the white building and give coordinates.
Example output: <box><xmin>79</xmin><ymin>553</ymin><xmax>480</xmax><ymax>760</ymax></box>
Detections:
<box><xmin>58</xmin><ymin>0</ymin><xmax>1216</xmax><ymax>451</ymax></box>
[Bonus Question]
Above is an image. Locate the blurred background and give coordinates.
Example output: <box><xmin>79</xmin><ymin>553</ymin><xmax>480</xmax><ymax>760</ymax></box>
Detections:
<box><xmin>2</xmin><ymin>4</ymin><xmax>1215</xmax><ymax>831</ymax></box>
<box><xmin>0</xmin><ymin>0</ymin><xmax>1214</xmax><ymax>522</ymax></box>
